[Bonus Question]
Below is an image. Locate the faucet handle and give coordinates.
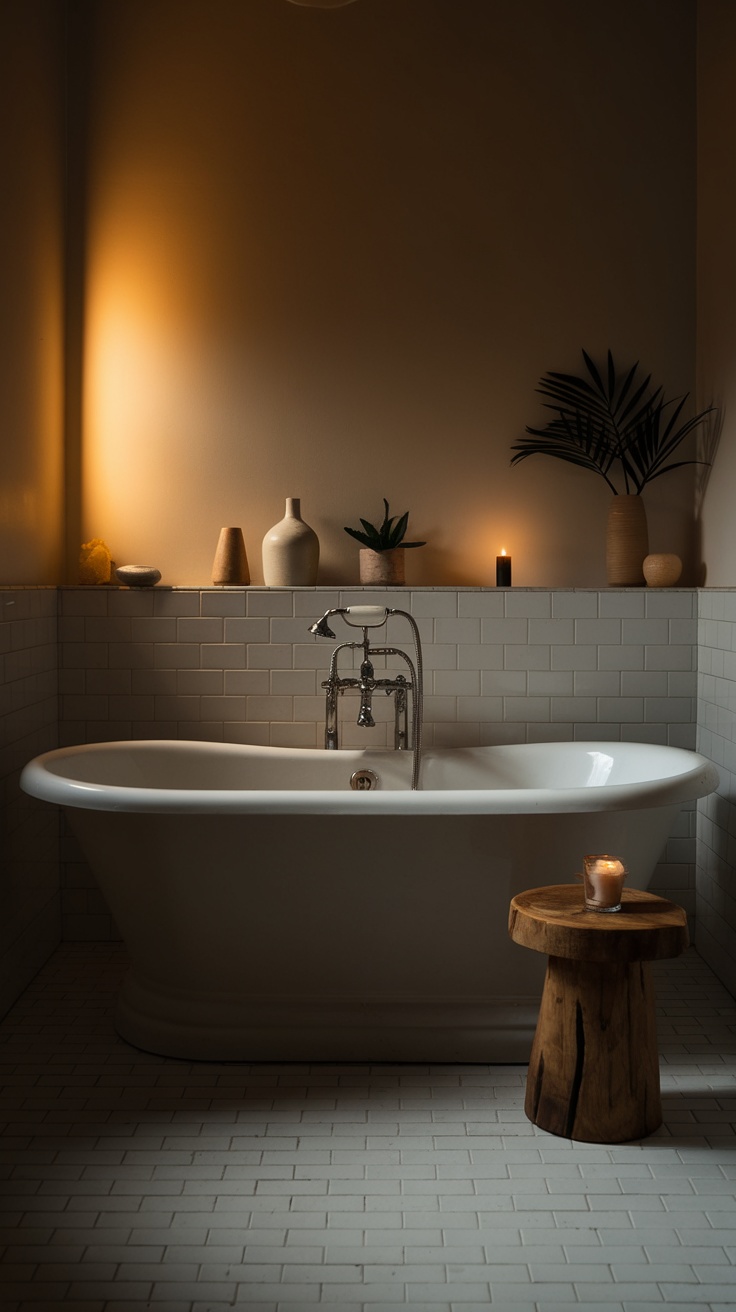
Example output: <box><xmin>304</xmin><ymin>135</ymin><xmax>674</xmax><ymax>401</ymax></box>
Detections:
<box><xmin>343</xmin><ymin>606</ymin><xmax>389</xmax><ymax>628</ymax></box>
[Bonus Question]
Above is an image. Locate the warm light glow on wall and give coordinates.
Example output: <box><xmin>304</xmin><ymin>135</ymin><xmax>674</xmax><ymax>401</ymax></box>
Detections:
<box><xmin>83</xmin><ymin>244</ymin><xmax>173</xmax><ymax>552</ymax></box>
<box><xmin>74</xmin><ymin>0</ymin><xmax>699</xmax><ymax>588</ymax></box>
<box><xmin>0</xmin><ymin>230</ymin><xmax>64</xmax><ymax>584</ymax></box>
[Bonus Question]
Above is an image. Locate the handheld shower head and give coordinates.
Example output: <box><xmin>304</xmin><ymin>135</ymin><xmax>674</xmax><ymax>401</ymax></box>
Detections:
<box><xmin>308</xmin><ymin>606</ymin><xmax>389</xmax><ymax>638</ymax></box>
<box><xmin>307</xmin><ymin>613</ymin><xmax>339</xmax><ymax>639</ymax></box>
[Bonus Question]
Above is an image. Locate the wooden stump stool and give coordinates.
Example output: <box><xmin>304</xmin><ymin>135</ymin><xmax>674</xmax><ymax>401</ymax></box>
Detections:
<box><xmin>508</xmin><ymin>886</ymin><xmax>689</xmax><ymax>1143</ymax></box>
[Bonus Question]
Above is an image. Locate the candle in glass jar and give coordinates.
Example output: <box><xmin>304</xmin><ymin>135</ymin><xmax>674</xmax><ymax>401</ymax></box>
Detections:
<box><xmin>582</xmin><ymin>855</ymin><xmax>626</xmax><ymax>910</ymax></box>
<box><xmin>496</xmin><ymin>550</ymin><xmax>512</xmax><ymax>586</ymax></box>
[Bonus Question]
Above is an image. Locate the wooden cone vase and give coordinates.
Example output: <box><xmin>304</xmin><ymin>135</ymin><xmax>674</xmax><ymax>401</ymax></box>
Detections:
<box><xmin>212</xmin><ymin>527</ymin><xmax>250</xmax><ymax>586</ymax></box>
<box><xmin>606</xmin><ymin>494</ymin><xmax>648</xmax><ymax>586</ymax></box>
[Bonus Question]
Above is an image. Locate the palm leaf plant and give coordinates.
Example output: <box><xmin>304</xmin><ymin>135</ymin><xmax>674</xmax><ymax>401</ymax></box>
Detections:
<box><xmin>511</xmin><ymin>349</ymin><xmax>714</xmax><ymax>493</ymax></box>
<box><xmin>344</xmin><ymin>498</ymin><xmax>426</xmax><ymax>551</ymax></box>
<box><xmin>620</xmin><ymin>394</ymin><xmax>715</xmax><ymax>492</ymax></box>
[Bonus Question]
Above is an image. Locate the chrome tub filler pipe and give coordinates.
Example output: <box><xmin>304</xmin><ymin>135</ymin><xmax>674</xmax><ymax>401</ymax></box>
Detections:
<box><xmin>308</xmin><ymin>605</ymin><xmax>424</xmax><ymax>790</ymax></box>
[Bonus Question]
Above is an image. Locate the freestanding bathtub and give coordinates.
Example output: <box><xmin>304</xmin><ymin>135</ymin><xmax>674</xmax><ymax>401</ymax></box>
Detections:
<box><xmin>21</xmin><ymin>739</ymin><xmax>718</xmax><ymax>1062</ymax></box>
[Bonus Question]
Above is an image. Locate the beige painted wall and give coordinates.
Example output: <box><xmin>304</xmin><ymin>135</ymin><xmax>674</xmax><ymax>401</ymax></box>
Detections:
<box><xmin>72</xmin><ymin>0</ymin><xmax>698</xmax><ymax>588</ymax></box>
<box><xmin>698</xmin><ymin>0</ymin><xmax>736</xmax><ymax>584</ymax></box>
<box><xmin>0</xmin><ymin>1</ymin><xmax>65</xmax><ymax>585</ymax></box>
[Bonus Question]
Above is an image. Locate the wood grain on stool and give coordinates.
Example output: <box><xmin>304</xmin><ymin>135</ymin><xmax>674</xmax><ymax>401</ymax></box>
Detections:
<box><xmin>509</xmin><ymin>886</ymin><xmax>689</xmax><ymax>1143</ymax></box>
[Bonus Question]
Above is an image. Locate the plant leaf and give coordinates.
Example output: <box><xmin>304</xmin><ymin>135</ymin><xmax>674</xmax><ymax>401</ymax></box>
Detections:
<box><xmin>645</xmin><ymin>458</ymin><xmax>708</xmax><ymax>481</ymax></box>
<box><xmin>582</xmin><ymin>348</ymin><xmax>606</xmax><ymax>400</ymax></box>
<box><xmin>344</xmin><ymin>526</ymin><xmax>378</xmax><ymax>548</ymax></box>
<box><xmin>389</xmin><ymin>511</ymin><xmax>409</xmax><ymax>546</ymax></box>
<box><xmin>345</xmin><ymin>499</ymin><xmax>425</xmax><ymax>551</ymax></box>
<box><xmin>618</xmin><ymin>393</ymin><xmax>715</xmax><ymax>490</ymax></box>
<box><xmin>514</xmin><ymin>348</ymin><xmax>718</xmax><ymax>494</ymax></box>
<box><xmin>378</xmin><ymin>499</ymin><xmax>393</xmax><ymax>539</ymax></box>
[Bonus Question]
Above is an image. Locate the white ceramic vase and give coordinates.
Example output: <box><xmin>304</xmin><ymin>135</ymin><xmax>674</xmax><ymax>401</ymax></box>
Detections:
<box><xmin>262</xmin><ymin>498</ymin><xmax>319</xmax><ymax>586</ymax></box>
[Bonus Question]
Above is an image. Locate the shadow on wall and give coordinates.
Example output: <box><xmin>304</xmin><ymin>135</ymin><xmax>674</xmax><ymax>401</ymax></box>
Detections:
<box><xmin>697</xmin><ymin>787</ymin><xmax>736</xmax><ymax>998</ymax></box>
<box><xmin>693</xmin><ymin>408</ymin><xmax>724</xmax><ymax>585</ymax></box>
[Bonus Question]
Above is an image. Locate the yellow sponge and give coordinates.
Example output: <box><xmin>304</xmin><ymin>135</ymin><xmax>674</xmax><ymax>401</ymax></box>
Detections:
<box><xmin>79</xmin><ymin>538</ymin><xmax>112</xmax><ymax>585</ymax></box>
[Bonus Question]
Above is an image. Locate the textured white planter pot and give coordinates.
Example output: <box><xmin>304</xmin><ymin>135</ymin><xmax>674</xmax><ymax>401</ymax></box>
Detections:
<box><xmin>359</xmin><ymin>547</ymin><xmax>405</xmax><ymax>585</ymax></box>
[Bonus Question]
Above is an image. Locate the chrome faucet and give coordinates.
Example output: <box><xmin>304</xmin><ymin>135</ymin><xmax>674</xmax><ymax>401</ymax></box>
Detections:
<box><xmin>308</xmin><ymin>605</ymin><xmax>424</xmax><ymax>789</ymax></box>
<box><xmin>357</xmin><ymin>654</ymin><xmax>376</xmax><ymax>728</ymax></box>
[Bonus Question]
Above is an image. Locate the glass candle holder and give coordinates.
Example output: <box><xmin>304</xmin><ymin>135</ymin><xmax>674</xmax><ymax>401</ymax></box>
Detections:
<box><xmin>579</xmin><ymin>854</ymin><xmax>627</xmax><ymax>913</ymax></box>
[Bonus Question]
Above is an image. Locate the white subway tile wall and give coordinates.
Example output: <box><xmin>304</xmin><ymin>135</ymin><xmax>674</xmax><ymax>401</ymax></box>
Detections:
<box><xmin>0</xmin><ymin>585</ymin><xmax>708</xmax><ymax>954</ymax></box>
<box><xmin>0</xmin><ymin>589</ymin><xmax>60</xmax><ymax>1015</ymax></box>
<box><xmin>53</xmin><ymin>587</ymin><xmax>700</xmax><ymax>939</ymax></box>
<box><xmin>57</xmin><ymin>587</ymin><xmax>697</xmax><ymax>750</ymax></box>
<box><xmin>696</xmin><ymin>590</ymin><xmax>736</xmax><ymax>997</ymax></box>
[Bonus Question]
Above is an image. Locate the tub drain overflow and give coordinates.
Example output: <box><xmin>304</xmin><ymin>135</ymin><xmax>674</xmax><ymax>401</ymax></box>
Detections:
<box><xmin>350</xmin><ymin>769</ymin><xmax>379</xmax><ymax>791</ymax></box>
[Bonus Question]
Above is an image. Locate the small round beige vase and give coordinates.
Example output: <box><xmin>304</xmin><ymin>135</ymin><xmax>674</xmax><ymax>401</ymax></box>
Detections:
<box><xmin>606</xmin><ymin>494</ymin><xmax>649</xmax><ymax>586</ymax></box>
<box><xmin>643</xmin><ymin>553</ymin><xmax>682</xmax><ymax>588</ymax></box>
<box><xmin>262</xmin><ymin>498</ymin><xmax>319</xmax><ymax>586</ymax></box>
<box><xmin>359</xmin><ymin>548</ymin><xmax>405</xmax><ymax>585</ymax></box>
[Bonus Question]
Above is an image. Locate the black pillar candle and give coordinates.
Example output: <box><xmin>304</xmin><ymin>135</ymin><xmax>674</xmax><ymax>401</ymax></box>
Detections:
<box><xmin>496</xmin><ymin>553</ymin><xmax>512</xmax><ymax>586</ymax></box>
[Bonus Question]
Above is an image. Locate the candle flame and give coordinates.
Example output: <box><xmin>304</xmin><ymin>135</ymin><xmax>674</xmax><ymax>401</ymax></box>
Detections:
<box><xmin>584</xmin><ymin>855</ymin><xmax>625</xmax><ymax>877</ymax></box>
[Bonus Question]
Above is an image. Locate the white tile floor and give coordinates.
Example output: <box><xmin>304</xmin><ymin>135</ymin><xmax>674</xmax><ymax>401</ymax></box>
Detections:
<box><xmin>1</xmin><ymin>946</ymin><xmax>735</xmax><ymax>1311</ymax></box>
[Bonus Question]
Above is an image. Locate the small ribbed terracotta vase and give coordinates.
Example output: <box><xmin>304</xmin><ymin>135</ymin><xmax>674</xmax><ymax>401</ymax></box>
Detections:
<box><xmin>262</xmin><ymin>498</ymin><xmax>319</xmax><ymax>586</ymax></box>
<box><xmin>212</xmin><ymin>527</ymin><xmax>250</xmax><ymax>586</ymax></box>
<box><xmin>606</xmin><ymin>494</ymin><xmax>648</xmax><ymax>586</ymax></box>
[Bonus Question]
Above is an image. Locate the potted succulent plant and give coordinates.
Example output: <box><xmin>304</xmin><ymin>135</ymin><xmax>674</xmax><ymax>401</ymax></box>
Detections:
<box><xmin>511</xmin><ymin>350</ymin><xmax>715</xmax><ymax>584</ymax></box>
<box><xmin>344</xmin><ymin>498</ymin><xmax>426</xmax><ymax>585</ymax></box>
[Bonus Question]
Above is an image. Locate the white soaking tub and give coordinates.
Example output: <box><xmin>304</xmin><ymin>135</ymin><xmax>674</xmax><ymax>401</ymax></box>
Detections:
<box><xmin>21</xmin><ymin>739</ymin><xmax>718</xmax><ymax>1062</ymax></box>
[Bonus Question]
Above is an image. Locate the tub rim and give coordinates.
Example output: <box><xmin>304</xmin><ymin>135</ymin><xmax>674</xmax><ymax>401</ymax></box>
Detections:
<box><xmin>20</xmin><ymin>738</ymin><xmax>720</xmax><ymax>816</ymax></box>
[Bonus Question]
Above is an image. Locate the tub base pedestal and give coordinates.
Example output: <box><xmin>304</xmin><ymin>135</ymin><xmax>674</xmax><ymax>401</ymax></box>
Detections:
<box><xmin>116</xmin><ymin>971</ymin><xmax>540</xmax><ymax>1063</ymax></box>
